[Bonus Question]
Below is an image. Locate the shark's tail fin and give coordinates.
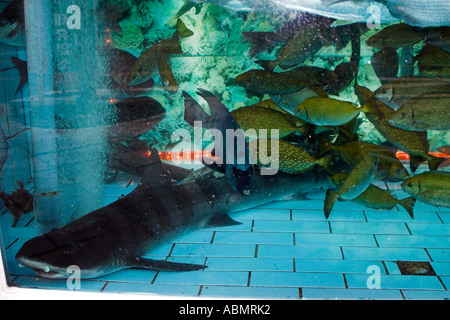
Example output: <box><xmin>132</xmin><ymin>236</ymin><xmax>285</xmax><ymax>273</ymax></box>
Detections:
<box><xmin>183</xmin><ymin>90</ymin><xmax>213</xmax><ymax>127</ymax></box>
<box><xmin>10</xmin><ymin>56</ymin><xmax>28</xmax><ymax>96</ymax></box>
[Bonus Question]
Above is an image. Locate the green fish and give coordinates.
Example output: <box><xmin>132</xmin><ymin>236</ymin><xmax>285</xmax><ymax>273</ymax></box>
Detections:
<box><xmin>251</xmin><ymin>139</ymin><xmax>333</xmax><ymax>174</ymax></box>
<box><xmin>415</xmin><ymin>43</ymin><xmax>450</xmax><ymax>79</ymax></box>
<box><xmin>366</xmin><ymin>23</ymin><xmax>424</xmax><ymax>48</ymax></box>
<box><xmin>356</xmin><ymin>85</ymin><xmax>445</xmax><ymax>173</ymax></box>
<box><xmin>388</xmin><ymin>94</ymin><xmax>450</xmax><ymax>131</ymax></box>
<box><xmin>234</xmin><ymin>70</ymin><xmax>306</xmax><ymax>95</ymax></box>
<box><xmin>329</xmin><ymin>173</ymin><xmax>415</xmax><ymax>218</ymax></box>
<box><xmin>319</xmin><ymin>138</ymin><xmax>410</xmax><ymax>182</ymax></box>
<box><xmin>295</xmin><ymin>97</ymin><xmax>366</xmax><ymax>126</ymax></box>
<box><xmin>127</xmin><ymin>19</ymin><xmax>193</xmax><ymax>88</ymax></box>
<box><xmin>324</xmin><ymin>156</ymin><xmax>379</xmax><ymax>218</ymax></box>
<box><xmin>402</xmin><ymin>172</ymin><xmax>450</xmax><ymax>208</ymax></box>
<box><xmin>231</xmin><ymin>106</ymin><xmax>309</xmax><ymax>138</ymax></box>
<box><xmin>261</xmin><ymin>24</ymin><xmax>323</xmax><ymax>71</ymax></box>
<box><xmin>374</xmin><ymin>76</ymin><xmax>450</xmax><ymax>110</ymax></box>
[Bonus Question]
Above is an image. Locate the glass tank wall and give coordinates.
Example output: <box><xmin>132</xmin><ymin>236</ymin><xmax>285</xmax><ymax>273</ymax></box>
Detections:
<box><xmin>0</xmin><ymin>0</ymin><xmax>449</xmax><ymax>299</ymax></box>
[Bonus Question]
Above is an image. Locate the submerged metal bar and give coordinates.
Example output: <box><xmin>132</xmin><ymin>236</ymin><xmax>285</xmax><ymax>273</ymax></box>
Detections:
<box><xmin>24</xmin><ymin>0</ymin><xmax>61</xmax><ymax>232</ymax></box>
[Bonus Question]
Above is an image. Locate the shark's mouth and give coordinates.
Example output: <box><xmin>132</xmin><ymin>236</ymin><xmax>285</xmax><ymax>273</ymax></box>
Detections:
<box><xmin>16</xmin><ymin>256</ymin><xmax>67</xmax><ymax>279</ymax></box>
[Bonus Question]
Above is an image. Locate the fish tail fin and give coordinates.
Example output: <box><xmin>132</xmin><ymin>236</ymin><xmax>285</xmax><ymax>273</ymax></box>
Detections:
<box><xmin>183</xmin><ymin>90</ymin><xmax>212</xmax><ymax>126</ymax></box>
<box><xmin>242</xmin><ymin>31</ymin><xmax>275</xmax><ymax>58</ymax></box>
<box><xmin>324</xmin><ymin>189</ymin><xmax>338</xmax><ymax>219</ymax></box>
<box><xmin>176</xmin><ymin>18</ymin><xmax>194</xmax><ymax>38</ymax></box>
<box><xmin>256</xmin><ymin>59</ymin><xmax>277</xmax><ymax>72</ymax></box>
<box><xmin>320</xmin><ymin>154</ymin><xmax>335</xmax><ymax>174</ymax></box>
<box><xmin>10</xmin><ymin>57</ymin><xmax>27</xmax><ymax>96</ymax></box>
<box><xmin>409</xmin><ymin>155</ymin><xmax>425</xmax><ymax>173</ymax></box>
<box><xmin>427</xmin><ymin>154</ymin><xmax>446</xmax><ymax>172</ymax></box>
<box><xmin>399</xmin><ymin>197</ymin><xmax>416</xmax><ymax>219</ymax></box>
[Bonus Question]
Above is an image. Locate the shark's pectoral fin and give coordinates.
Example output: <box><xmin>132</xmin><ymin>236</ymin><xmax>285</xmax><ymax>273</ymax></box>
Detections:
<box><xmin>203</xmin><ymin>213</ymin><xmax>242</xmax><ymax>228</ymax></box>
<box><xmin>126</xmin><ymin>256</ymin><xmax>205</xmax><ymax>272</ymax></box>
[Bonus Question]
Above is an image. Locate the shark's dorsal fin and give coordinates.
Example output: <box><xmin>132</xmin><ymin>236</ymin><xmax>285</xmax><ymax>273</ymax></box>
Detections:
<box><xmin>141</xmin><ymin>148</ymin><xmax>167</xmax><ymax>184</ymax></box>
<box><xmin>203</xmin><ymin>213</ymin><xmax>242</xmax><ymax>228</ymax></box>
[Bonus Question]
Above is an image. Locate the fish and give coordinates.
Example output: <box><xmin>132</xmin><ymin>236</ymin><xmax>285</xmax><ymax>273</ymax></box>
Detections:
<box><xmin>283</xmin><ymin>62</ymin><xmax>353</xmax><ymax>96</ymax></box>
<box><xmin>328</xmin><ymin>173</ymin><xmax>415</xmax><ymax>218</ymax></box>
<box><xmin>0</xmin><ymin>0</ymin><xmax>25</xmax><ymax>46</ymax></box>
<box><xmin>260</xmin><ymin>24</ymin><xmax>323</xmax><ymax>71</ymax></box>
<box><xmin>356</xmin><ymin>85</ymin><xmax>445</xmax><ymax>172</ymax></box>
<box><xmin>183</xmin><ymin>89</ymin><xmax>253</xmax><ymax>195</ymax></box>
<box><xmin>415</xmin><ymin>43</ymin><xmax>450</xmax><ymax>79</ymax></box>
<box><xmin>126</xmin><ymin>19</ymin><xmax>193</xmax><ymax>89</ymax></box>
<box><xmin>107</xmin><ymin>141</ymin><xmax>193</xmax><ymax>181</ymax></box>
<box><xmin>318</xmin><ymin>138</ymin><xmax>410</xmax><ymax>182</ymax></box>
<box><xmin>0</xmin><ymin>181</ymin><xmax>33</xmax><ymax>227</ymax></box>
<box><xmin>322</xmin><ymin>0</ymin><xmax>450</xmax><ymax>27</ymax></box>
<box><xmin>374</xmin><ymin>77</ymin><xmax>450</xmax><ymax>110</ymax></box>
<box><xmin>0</xmin><ymin>105</ymin><xmax>8</xmax><ymax>172</ymax></box>
<box><xmin>234</xmin><ymin>70</ymin><xmax>306</xmax><ymax>95</ymax></box>
<box><xmin>108</xmin><ymin>96</ymin><xmax>166</xmax><ymax>140</ymax></box>
<box><xmin>402</xmin><ymin>172</ymin><xmax>450</xmax><ymax>208</ymax></box>
<box><xmin>294</xmin><ymin>97</ymin><xmax>366</xmax><ymax>126</ymax></box>
<box><xmin>371</xmin><ymin>47</ymin><xmax>399</xmax><ymax>85</ymax></box>
<box><xmin>387</xmin><ymin>94</ymin><xmax>450</xmax><ymax>131</ymax></box>
<box><xmin>425</xmin><ymin>27</ymin><xmax>450</xmax><ymax>52</ymax></box>
<box><xmin>15</xmin><ymin>149</ymin><xmax>330</xmax><ymax>279</ymax></box>
<box><xmin>210</xmin><ymin>0</ymin><xmax>450</xmax><ymax>27</ymax></box>
<box><xmin>366</xmin><ymin>23</ymin><xmax>424</xmax><ymax>48</ymax></box>
<box><xmin>242</xmin><ymin>12</ymin><xmax>343</xmax><ymax>58</ymax></box>
<box><xmin>324</xmin><ymin>156</ymin><xmax>379</xmax><ymax>218</ymax></box>
<box><xmin>437</xmin><ymin>145</ymin><xmax>450</xmax><ymax>155</ymax></box>
<box><xmin>105</xmin><ymin>48</ymin><xmax>155</xmax><ymax>98</ymax></box>
<box><xmin>231</xmin><ymin>106</ymin><xmax>308</xmax><ymax>138</ymax></box>
<box><xmin>251</xmin><ymin>139</ymin><xmax>333</xmax><ymax>174</ymax></box>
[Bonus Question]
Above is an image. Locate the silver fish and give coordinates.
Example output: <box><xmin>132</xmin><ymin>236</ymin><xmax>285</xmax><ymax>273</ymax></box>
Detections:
<box><xmin>207</xmin><ymin>0</ymin><xmax>450</xmax><ymax>27</ymax></box>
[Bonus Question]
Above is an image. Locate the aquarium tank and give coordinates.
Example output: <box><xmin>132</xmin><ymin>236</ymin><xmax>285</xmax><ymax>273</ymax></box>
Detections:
<box><xmin>0</xmin><ymin>0</ymin><xmax>449</xmax><ymax>300</ymax></box>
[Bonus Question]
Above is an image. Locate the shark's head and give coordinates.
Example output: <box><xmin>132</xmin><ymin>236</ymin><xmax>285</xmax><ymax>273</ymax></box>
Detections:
<box><xmin>15</xmin><ymin>230</ymin><xmax>81</xmax><ymax>279</ymax></box>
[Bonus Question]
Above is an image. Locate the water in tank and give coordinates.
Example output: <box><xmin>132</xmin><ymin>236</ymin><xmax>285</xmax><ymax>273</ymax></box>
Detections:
<box><xmin>0</xmin><ymin>0</ymin><xmax>449</xmax><ymax>300</ymax></box>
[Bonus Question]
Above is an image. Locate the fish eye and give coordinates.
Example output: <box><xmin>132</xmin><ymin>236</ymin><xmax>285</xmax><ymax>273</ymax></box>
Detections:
<box><xmin>407</xmin><ymin>182</ymin><xmax>413</xmax><ymax>188</ymax></box>
<box><xmin>400</xmin><ymin>112</ymin><xmax>406</xmax><ymax>119</ymax></box>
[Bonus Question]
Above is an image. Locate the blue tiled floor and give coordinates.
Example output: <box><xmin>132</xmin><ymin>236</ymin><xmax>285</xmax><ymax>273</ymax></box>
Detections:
<box><xmin>1</xmin><ymin>169</ymin><xmax>450</xmax><ymax>300</ymax></box>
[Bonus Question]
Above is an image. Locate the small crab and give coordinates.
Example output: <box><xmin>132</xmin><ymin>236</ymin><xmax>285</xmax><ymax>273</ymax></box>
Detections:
<box><xmin>0</xmin><ymin>181</ymin><xmax>33</xmax><ymax>228</ymax></box>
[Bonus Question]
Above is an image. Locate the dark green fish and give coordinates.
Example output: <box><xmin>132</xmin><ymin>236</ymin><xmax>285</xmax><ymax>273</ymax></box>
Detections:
<box><xmin>415</xmin><ymin>43</ymin><xmax>450</xmax><ymax>79</ymax></box>
<box><xmin>235</xmin><ymin>69</ymin><xmax>306</xmax><ymax>95</ymax></box>
<box><xmin>366</xmin><ymin>23</ymin><xmax>424</xmax><ymax>48</ymax></box>
<box><xmin>371</xmin><ymin>47</ymin><xmax>399</xmax><ymax>85</ymax></box>
<box><xmin>261</xmin><ymin>24</ymin><xmax>323</xmax><ymax>71</ymax></box>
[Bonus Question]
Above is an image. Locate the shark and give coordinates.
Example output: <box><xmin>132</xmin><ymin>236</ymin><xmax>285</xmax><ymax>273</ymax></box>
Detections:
<box><xmin>16</xmin><ymin>149</ymin><xmax>329</xmax><ymax>279</ymax></box>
